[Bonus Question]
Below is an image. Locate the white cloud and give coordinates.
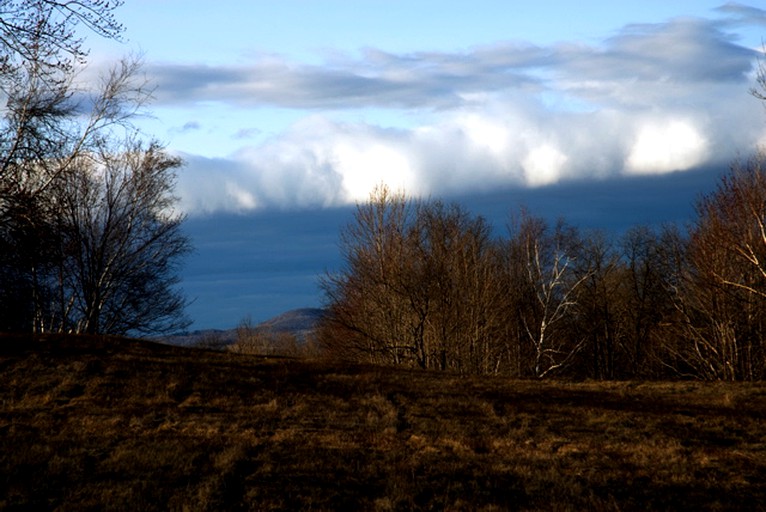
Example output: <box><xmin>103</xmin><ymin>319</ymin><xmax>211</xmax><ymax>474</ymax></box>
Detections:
<box><xmin>225</xmin><ymin>182</ymin><xmax>258</xmax><ymax>209</ymax></box>
<box><xmin>456</xmin><ymin>113</ymin><xmax>511</xmax><ymax>157</ymax></box>
<box><xmin>626</xmin><ymin>120</ymin><xmax>709</xmax><ymax>175</ymax></box>
<box><xmin>162</xmin><ymin>7</ymin><xmax>766</xmax><ymax>214</ymax></box>
<box><xmin>334</xmin><ymin>141</ymin><xmax>415</xmax><ymax>202</ymax></box>
<box><xmin>523</xmin><ymin>144</ymin><xmax>568</xmax><ymax>187</ymax></box>
<box><xmin>176</xmin><ymin>101</ymin><xmax>757</xmax><ymax>215</ymax></box>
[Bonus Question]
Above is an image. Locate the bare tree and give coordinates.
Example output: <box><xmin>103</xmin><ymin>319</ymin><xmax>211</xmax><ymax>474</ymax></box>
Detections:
<box><xmin>52</xmin><ymin>139</ymin><xmax>191</xmax><ymax>335</ymax></box>
<box><xmin>319</xmin><ymin>185</ymin><xmax>419</xmax><ymax>365</ymax></box>
<box><xmin>0</xmin><ymin>1</ymin><xmax>129</xmax><ymax>201</ymax></box>
<box><xmin>0</xmin><ymin>2</ymin><xmax>191</xmax><ymax>336</ymax></box>
<box><xmin>230</xmin><ymin>316</ymin><xmax>309</xmax><ymax>357</ymax></box>
<box><xmin>669</xmin><ymin>154</ymin><xmax>766</xmax><ymax>380</ymax></box>
<box><xmin>507</xmin><ymin>212</ymin><xmax>591</xmax><ymax>378</ymax></box>
<box><xmin>616</xmin><ymin>225</ymin><xmax>680</xmax><ymax>378</ymax></box>
<box><xmin>750</xmin><ymin>43</ymin><xmax>766</xmax><ymax>103</ymax></box>
<box><xmin>411</xmin><ymin>200</ymin><xmax>504</xmax><ymax>373</ymax></box>
<box><xmin>692</xmin><ymin>154</ymin><xmax>766</xmax><ymax>299</ymax></box>
<box><xmin>0</xmin><ymin>56</ymin><xmax>161</xmax><ymax>333</ymax></box>
<box><xmin>320</xmin><ymin>186</ymin><xmax>508</xmax><ymax>374</ymax></box>
<box><xmin>0</xmin><ymin>0</ymin><xmax>123</xmax><ymax>62</ymax></box>
<box><xmin>568</xmin><ymin>230</ymin><xmax>624</xmax><ymax>379</ymax></box>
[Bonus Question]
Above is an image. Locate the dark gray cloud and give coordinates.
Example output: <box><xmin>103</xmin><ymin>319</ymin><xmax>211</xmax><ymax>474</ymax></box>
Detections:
<box><xmin>147</xmin><ymin>13</ymin><xmax>758</xmax><ymax>112</ymax></box>
<box><xmin>168</xmin><ymin>121</ymin><xmax>202</xmax><ymax>136</ymax></box>
<box><xmin>182</xmin><ymin>208</ymin><xmax>343</xmax><ymax>328</ymax></box>
<box><xmin>146</xmin><ymin>46</ymin><xmax>543</xmax><ymax>110</ymax></box>
<box><xmin>182</xmin><ymin>165</ymin><xmax>723</xmax><ymax>329</ymax></box>
<box><xmin>605</xmin><ymin>18</ymin><xmax>752</xmax><ymax>82</ymax></box>
<box><xmin>715</xmin><ymin>2</ymin><xmax>766</xmax><ymax>27</ymax></box>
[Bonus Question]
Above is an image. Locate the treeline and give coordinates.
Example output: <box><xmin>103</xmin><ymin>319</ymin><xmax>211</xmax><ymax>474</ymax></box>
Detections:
<box><xmin>319</xmin><ymin>154</ymin><xmax>766</xmax><ymax>381</ymax></box>
<box><xmin>0</xmin><ymin>2</ymin><xmax>190</xmax><ymax>335</ymax></box>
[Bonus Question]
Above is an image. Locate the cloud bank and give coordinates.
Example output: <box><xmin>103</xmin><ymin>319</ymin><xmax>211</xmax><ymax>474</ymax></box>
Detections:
<box><xmin>157</xmin><ymin>6</ymin><xmax>766</xmax><ymax>214</ymax></box>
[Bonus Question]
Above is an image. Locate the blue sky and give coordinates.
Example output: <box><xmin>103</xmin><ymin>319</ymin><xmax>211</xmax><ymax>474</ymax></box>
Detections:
<box><xmin>90</xmin><ymin>2</ymin><xmax>766</xmax><ymax>330</ymax></box>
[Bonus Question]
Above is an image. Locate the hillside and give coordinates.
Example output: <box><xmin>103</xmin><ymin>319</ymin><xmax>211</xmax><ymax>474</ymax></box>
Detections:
<box><xmin>1</xmin><ymin>333</ymin><xmax>765</xmax><ymax>510</ymax></box>
<box><xmin>255</xmin><ymin>307</ymin><xmax>327</xmax><ymax>339</ymax></box>
<box><xmin>163</xmin><ymin>307</ymin><xmax>327</xmax><ymax>347</ymax></box>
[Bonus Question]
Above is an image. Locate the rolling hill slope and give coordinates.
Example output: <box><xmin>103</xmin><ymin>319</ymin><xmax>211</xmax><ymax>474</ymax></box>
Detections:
<box><xmin>1</xmin><ymin>333</ymin><xmax>765</xmax><ymax>510</ymax></box>
<box><xmin>163</xmin><ymin>307</ymin><xmax>327</xmax><ymax>347</ymax></box>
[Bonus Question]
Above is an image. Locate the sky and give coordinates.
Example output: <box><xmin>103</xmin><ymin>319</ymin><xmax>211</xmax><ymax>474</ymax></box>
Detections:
<box><xmin>89</xmin><ymin>1</ymin><xmax>766</xmax><ymax>330</ymax></box>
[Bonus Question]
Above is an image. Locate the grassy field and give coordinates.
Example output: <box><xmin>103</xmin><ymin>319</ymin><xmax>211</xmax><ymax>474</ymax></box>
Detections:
<box><xmin>1</xmin><ymin>334</ymin><xmax>765</xmax><ymax>511</ymax></box>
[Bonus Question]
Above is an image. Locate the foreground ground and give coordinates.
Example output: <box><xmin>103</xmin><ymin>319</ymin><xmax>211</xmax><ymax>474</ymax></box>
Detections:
<box><xmin>1</xmin><ymin>334</ymin><xmax>765</xmax><ymax>511</ymax></box>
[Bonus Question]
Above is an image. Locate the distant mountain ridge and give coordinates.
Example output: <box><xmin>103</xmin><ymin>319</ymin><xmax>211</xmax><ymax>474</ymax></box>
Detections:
<box><xmin>162</xmin><ymin>308</ymin><xmax>327</xmax><ymax>347</ymax></box>
<box><xmin>255</xmin><ymin>308</ymin><xmax>327</xmax><ymax>339</ymax></box>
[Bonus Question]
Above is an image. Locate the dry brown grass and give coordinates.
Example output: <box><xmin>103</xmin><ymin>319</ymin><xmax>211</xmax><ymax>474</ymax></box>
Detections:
<box><xmin>1</xmin><ymin>333</ymin><xmax>765</xmax><ymax>511</ymax></box>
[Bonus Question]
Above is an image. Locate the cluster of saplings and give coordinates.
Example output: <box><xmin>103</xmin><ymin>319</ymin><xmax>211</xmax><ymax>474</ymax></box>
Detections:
<box><xmin>319</xmin><ymin>157</ymin><xmax>766</xmax><ymax>381</ymax></box>
<box><xmin>0</xmin><ymin>2</ymin><xmax>191</xmax><ymax>335</ymax></box>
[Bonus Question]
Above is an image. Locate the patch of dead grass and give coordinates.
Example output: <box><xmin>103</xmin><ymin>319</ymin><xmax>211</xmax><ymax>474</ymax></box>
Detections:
<box><xmin>1</xmin><ymin>334</ymin><xmax>765</xmax><ymax>510</ymax></box>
